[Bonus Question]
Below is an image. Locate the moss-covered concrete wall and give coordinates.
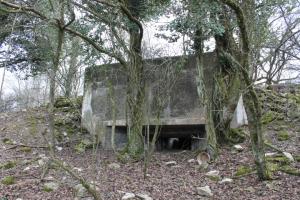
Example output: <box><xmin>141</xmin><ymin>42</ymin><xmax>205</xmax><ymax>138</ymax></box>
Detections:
<box><xmin>82</xmin><ymin>53</ymin><xmax>217</xmax><ymax>127</ymax></box>
<box><xmin>81</xmin><ymin>52</ymin><xmax>233</xmax><ymax>149</ymax></box>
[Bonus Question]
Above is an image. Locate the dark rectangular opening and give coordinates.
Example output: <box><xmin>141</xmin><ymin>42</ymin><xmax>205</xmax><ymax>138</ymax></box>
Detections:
<box><xmin>106</xmin><ymin>124</ymin><xmax>206</xmax><ymax>151</ymax></box>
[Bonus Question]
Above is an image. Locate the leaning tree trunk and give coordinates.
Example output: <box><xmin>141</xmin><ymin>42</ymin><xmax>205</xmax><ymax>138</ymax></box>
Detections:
<box><xmin>243</xmin><ymin>85</ymin><xmax>269</xmax><ymax>179</ymax></box>
<box><xmin>218</xmin><ymin>0</ymin><xmax>270</xmax><ymax>180</ymax></box>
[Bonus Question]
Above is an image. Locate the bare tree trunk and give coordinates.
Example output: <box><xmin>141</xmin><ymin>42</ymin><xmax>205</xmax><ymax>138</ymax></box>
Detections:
<box><xmin>0</xmin><ymin>66</ymin><xmax>6</xmax><ymax>101</ymax></box>
<box><xmin>126</xmin><ymin>32</ymin><xmax>145</xmax><ymax>158</ymax></box>
<box><xmin>195</xmin><ymin>29</ymin><xmax>217</xmax><ymax>154</ymax></box>
<box><xmin>64</xmin><ymin>36</ymin><xmax>79</xmax><ymax>97</ymax></box>
<box><xmin>124</xmin><ymin>0</ymin><xmax>145</xmax><ymax>159</ymax></box>
<box><xmin>0</xmin><ymin>15</ymin><xmax>17</xmax><ymax>100</ymax></box>
<box><xmin>48</xmin><ymin>7</ymin><xmax>65</xmax><ymax>156</ymax></box>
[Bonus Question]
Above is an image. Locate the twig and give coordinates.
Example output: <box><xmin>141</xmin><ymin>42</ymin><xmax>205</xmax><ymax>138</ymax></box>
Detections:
<box><xmin>3</xmin><ymin>143</ymin><xmax>48</xmax><ymax>151</ymax></box>
<box><xmin>52</xmin><ymin>158</ymin><xmax>102</xmax><ymax>200</ymax></box>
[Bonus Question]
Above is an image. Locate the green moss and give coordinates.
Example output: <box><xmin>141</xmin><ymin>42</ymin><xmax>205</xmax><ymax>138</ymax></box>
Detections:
<box><xmin>49</xmin><ymin>162</ymin><xmax>60</xmax><ymax>170</ymax></box>
<box><xmin>207</xmin><ymin>175</ymin><xmax>221</xmax><ymax>181</ymax></box>
<box><xmin>0</xmin><ymin>161</ymin><xmax>17</xmax><ymax>169</ymax></box>
<box><xmin>54</xmin><ymin>97</ymin><xmax>72</xmax><ymax>108</ymax></box>
<box><xmin>235</xmin><ymin>166</ymin><xmax>254</xmax><ymax>176</ymax></box>
<box><xmin>266</xmin><ymin>162</ymin><xmax>280</xmax><ymax>172</ymax></box>
<box><xmin>266</xmin><ymin>153</ymin><xmax>299</xmax><ymax>176</ymax></box>
<box><xmin>43</xmin><ymin>186</ymin><xmax>53</xmax><ymax>192</ymax></box>
<box><xmin>287</xmin><ymin>93</ymin><xmax>300</xmax><ymax>105</ymax></box>
<box><xmin>54</xmin><ymin>118</ymin><xmax>65</xmax><ymax>126</ymax></box>
<box><xmin>1</xmin><ymin>176</ymin><xmax>15</xmax><ymax>185</ymax></box>
<box><xmin>266</xmin><ymin>155</ymin><xmax>291</xmax><ymax>164</ymax></box>
<box><xmin>74</xmin><ymin>139</ymin><xmax>93</xmax><ymax>153</ymax></box>
<box><xmin>74</xmin><ymin>142</ymin><xmax>85</xmax><ymax>153</ymax></box>
<box><xmin>226</xmin><ymin>128</ymin><xmax>246</xmax><ymax>144</ymax></box>
<box><xmin>294</xmin><ymin>155</ymin><xmax>300</xmax><ymax>162</ymax></box>
<box><xmin>20</xmin><ymin>146</ymin><xmax>32</xmax><ymax>153</ymax></box>
<box><xmin>54</xmin><ymin>96</ymin><xmax>82</xmax><ymax>110</ymax></box>
<box><xmin>280</xmin><ymin>165</ymin><xmax>300</xmax><ymax>176</ymax></box>
<box><xmin>261</xmin><ymin>111</ymin><xmax>284</xmax><ymax>124</ymax></box>
<box><xmin>116</xmin><ymin>152</ymin><xmax>131</xmax><ymax>164</ymax></box>
<box><xmin>277</xmin><ymin>130</ymin><xmax>290</xmax><ymax>141</ymax></box>
<box><xmin>28</xmin><ymin>116</ymin><xmax>38</xmax><ymax>136</ymax></box>
<box><xmin>2</xmin><ymin>138</ymin><xmax>13</xmax><ymax>145</ymax></box>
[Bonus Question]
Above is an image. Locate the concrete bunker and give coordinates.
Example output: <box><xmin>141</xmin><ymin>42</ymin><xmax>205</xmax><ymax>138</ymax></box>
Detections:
<box><xmin>81</xmin><ymin>53</ymin><xmax>247</xmax><ymax>151</ymax></box>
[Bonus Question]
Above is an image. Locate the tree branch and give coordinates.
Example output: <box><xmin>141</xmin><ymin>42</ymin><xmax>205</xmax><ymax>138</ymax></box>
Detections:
<box><xmin>0</xmin><ymin>0</ymin><xmax>127</xmax><ymax>67</ymax></box>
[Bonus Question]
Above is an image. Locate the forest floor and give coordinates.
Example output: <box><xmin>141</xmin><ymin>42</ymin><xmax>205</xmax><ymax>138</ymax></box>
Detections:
<box><xmin>0</xmin><ymin>108</ymin><xmax>299</xmax><ymax>200</ymax></box>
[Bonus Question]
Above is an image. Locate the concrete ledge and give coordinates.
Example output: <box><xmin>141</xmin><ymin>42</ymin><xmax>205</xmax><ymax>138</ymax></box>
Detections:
<box><xmin>103</xmin><ymin>117</ymin><xmax>206</xmax><ymax>127</ymax></box>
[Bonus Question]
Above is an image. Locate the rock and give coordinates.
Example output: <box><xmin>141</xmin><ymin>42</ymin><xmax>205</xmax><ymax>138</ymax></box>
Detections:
<box><xmin>245</xmin><ymin>186</ymin><xmax>255</xmax><ymax>193</ymax></box>
<box><xmin>55</xmin><ymin>146</ymin><xmax>63</xmax><ymax>151</ymax></box>
<box><xmin>108</xmin><ymin>163</ymin><xmax>121</xmax><ymax>169</ymax></box>
<box><xmin>219</xmin><ymin>178</ymin><xmax>233</xmax><ymax>184</ymax></box>
<box><xmin>73</xmin><ymin>167</ymin><xmax>83</xmax><ymax>172</ymax></box>
<box><xmin>43</xmin><ymin>182</ymin><xmax>59</xmax><ymax>192</ymax></box>
<box><xmin>233</xmin><ymin>144</ymin><xmax>244</xmax><ymax>151</ymax></box>
<box><xmin>266</xmin><ymin>181</ymin><xmax>277</xmax><ymax>190</ymax></box>
<box><xmin>188</xmin><ymin>159</ymin><xmax>195</xmax><ymax>163</ymax></box>
<box><xmin>265</xmin><ymin>152</ymin><xmax>277</xmax><ymax>157</ymax></box>
<box><xmin>122</xmin><ymin>192</ymin><xmax>136</xmax><ymax>200</ymax></box>
<box><xmin>205</xmin><ymin>170</ymin><xmax>221</xmax><ymax>181</ymax></box>
<box><xmin>38</xmin><ymin>159</ymin><xmax>45</xmax><ymax>167</ymax></box>
<box><xmin>46</xmin><ymin>176</ymin><xmax>55</xmax><ymax>181</ymax></box>
<box><xmin>89</xmin><ymin>181</ymin><xmax>100</xmax><ymax>191</ymax></box>
<box><xmin>37</xmin><ymin>155</ymin><xmax>49</xmax><ymax>167</ymax></box>
<box><xmin>23</xmin><ymin>166</ymin><xmax>30</xmax><ymax>171</ymax></box>
<box><xmin>196</xmin><ymin>152</ymin><xmax>210</xmax><ymax>168</ymax></box>
<box><xmin>75</xmin><ymin>138</ymin><xmax>94</xmax><ymax>153</ymax></box>
<box><xmin>54</xmin><ymin>96</ymin><xmax>73</xmax><ymax>108</ymax></box>
<box><xmin>136</xmin><ymin>193</ymin><xmax>153</xmax><ymax>200</ymax></box>
<box><xmin>196</xmin><ymin>186</ymin><xmax>213</xmax><ymax>197</ymax></box>
<box><xmin>82</xmin><ymin>138</ymin><xmax>93</xmax><ymax>146</ymax></box>
<box><xmin>165</xmin><ymin>161</ymin><xmax>177</xmax><ymax>166</ymax></box>
<box><xmin>283</xmin><ymin>152</ymin><xmax>294</xmax><ymax>162</ymax></box>
<box><xmin>74</xmin><ymin>184</ymin><xmax>87</xmax><ymax>197</ymax></box>
<box><xmin>206</xmin><ymin>170</ymin><xmax>219</xmax><ymax>176</ymax></box>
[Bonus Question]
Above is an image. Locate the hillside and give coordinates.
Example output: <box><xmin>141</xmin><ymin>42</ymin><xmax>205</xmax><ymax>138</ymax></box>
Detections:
<box><xmin>0</xmin><ymin>91</ymin><xmax>299</xmax><ymax>200</ymax></box>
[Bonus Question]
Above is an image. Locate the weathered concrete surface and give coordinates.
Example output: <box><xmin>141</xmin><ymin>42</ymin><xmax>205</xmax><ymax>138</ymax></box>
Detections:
<box><xmin>81</xmin><ymin>53</ymin><xmax>247</xmax><ymax>150</ymax></box>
